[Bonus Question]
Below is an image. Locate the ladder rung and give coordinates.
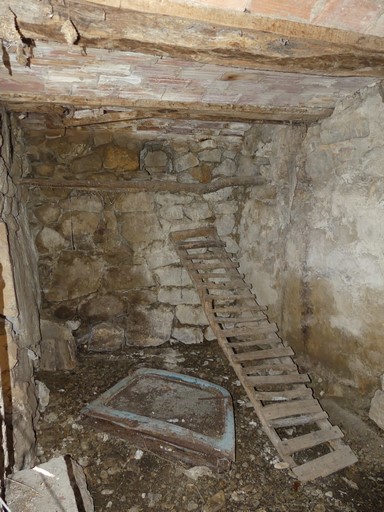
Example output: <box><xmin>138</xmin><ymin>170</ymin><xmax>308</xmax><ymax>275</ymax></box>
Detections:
<box><xmin>227</xmin><ymin>338</ymin><xmax>281</xmax><ymax>349</ymax></box>
<box><xmin>171</xmin><ymin>227</ymin><xmax>217</xmax><ymax>241</ymax></box>
<box><xmin>197</xmin><ymin>282</ymin><xmax>250</xmax><ymax>290</ymax></box>
<box><xmin>270</xmin><ymin>411</ymin><xmax>328</xmax><ymax>428</ymax></box>
<box><xmin>204</xmin><ymin>293</ymin><xmax>254</xmax><ymax>301</ymax></box>
<box><xmin>216</xmin><ymin>314</ymin><xmax>266</xmax><ymax>324</ymax></box>
<box><xmin>240</xmin><ymin>361</ymin><xmax>297</xmax><ymax>371</ymax></box>
<box><xmin>263</xmin><ymin>399</ymin><xmax>321</xmax><ymax>421</ymax></box>
<box><xmin>252</xmin><ymin>387</ymin><xmax>313</xmax><ymax>402</ymax></box>
<box><xmin>212</xmin><ymin>305</ymin><xmax>267</xmax><ymax>314</ymax></box>
<box><xmin>179</xmin><ymin>240</ymin><xmax>224</xmax><ymax>249</ymax></box>
<box><xmin>244</xmin><ymin>373</ymin><xmax>310</xmax><ymax>385</ymax></box>
<box><xmin>183</xmin><ymin>253</ymin><xmax>223</xmax><ymax>261</ymax></box>
<box><xmin>291</xmin><ymin>446</ymin><xmax>358</xmax><ymax>482</ymax></box>
<box><xmin>221</xmin><ymin>323</ymin><xmax>277</xmax><ymax>338</ymax></box>
<box><xmin>239</xmin><ymin>346</ymin><xmax>294</xmax><ymax>362</ymax></box>
<box><xmin>279</xmin><ymin>426</ymin><xmax>344</xmax><ymax>455</ymax></box>
<box><xmin>186</xmin><ymin>261</ymin><xmax>238</xmax><ymax>270</ymax></box>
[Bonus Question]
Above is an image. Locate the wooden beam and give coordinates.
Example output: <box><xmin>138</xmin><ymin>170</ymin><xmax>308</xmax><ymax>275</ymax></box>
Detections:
<box><xmin>2</xmin><ymin>0</ymin><xmax>384</xmax><ymax>77</ymax></box>
<box><xmin>16</xmin><ymin>175</ymin><xmax>266</xmax><ymax>193</ymax></box>
<box><xmin>0</xmin><ymin>96</ymin><xmax>333</xmax><ymax>123</ymax></box>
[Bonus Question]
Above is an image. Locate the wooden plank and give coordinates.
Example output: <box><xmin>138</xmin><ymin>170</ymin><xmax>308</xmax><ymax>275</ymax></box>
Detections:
<box><xmin>212</xmin><ymin>305</ymin><xmax>267</xmax><ymax>314</ymax></box>
<box><xmin>216</xmin><ymin>313</ymin><xmax>267</xmax><ymax>324</ymax></box>
<box><xmin>9</xmin><ymin>0</ymin><xmax>384</xmax><ymax>78</ymax></box>
<box><xmin>184</xmin><ymin>261</ymin><xmax>238</xmax><ymax>270</ymax></box>
<box><xmin>244</xmin><ymin>373</ymin><xmax>310</xmax><ymax>385</ymax></box>
<box><xmin>292</xmin><ymin>446</ymin><xmax>358</xmax><ymax>482</ymax></box>
<box><xmin>252</xmin><ymin>388</ymin><xmax>313</xmax><ymax>402</ymax></box>
<box><xmin>196</xmin><ymin>282</ymin><xmax>250</xmax><ymax>290</ymax></box>
<box><xmin>270</xmin><ymin>411</ymin><xmax>328</xmax><ymax>428</ymax></box>
<box><xmin>204</xmin><ymin>293</ymin><xmax>254</xmax><ymax>301</ymax></box>
<box><xmin>238</xmin><ymin>346</ymin><xmax>294</xmax><ymax>362</ymax></box>
<box><xmin>227</xmin><ymin>338</ymin><xmax>281</xmax><ymax>349</ymax></box>
<box><xmin>221</xmin><ymin>323</ymin><xmax>278</xmax><ymax>337</ymax></box>
<box><xmin>179</xmin><ymin>240</ymin><xmax>224</xmax><ymax>250</ymax></box>
<box><xmin>279</xmin><ymin>426</ymin><xmax>344</xmax><ymax>455</ymax></box>
<box><xmin>183</xmin><ymin>253</ymin><xmax>224</xmax><ymax>261</ymax></box>
<box><xmin>263</xmin><ymin>399</ymin><xmax>321</xmax><ymax>421</ymax></box>
<box><xmin>170</xmin><ymin>227</ymin><xmax>216</xmax><ymax>241</ymax></box>
<box><xmin>239</xmin><ymin>361</ymin><xmax>297</xmax><ymax>371</ymax></box>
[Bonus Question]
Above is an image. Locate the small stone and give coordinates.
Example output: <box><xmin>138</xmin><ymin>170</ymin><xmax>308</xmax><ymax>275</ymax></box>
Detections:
<box><xmin>183</xmin><ymin>466</ymin><xmax>213</xmax><ymax>481</ymax></box>
<box><xmin>186</xmin><ymin>501</ymin><xmax>199</xmax><ymax>511</ymax></box>
<box><xmin>202</xmin><ymin>490</ymin><xmax>226</xmax><ymax>512</ymax></box>
<box><xmin>35</xmin><ymin>380</ymin><xmax>50</xmax><ymax>413</ymax></box>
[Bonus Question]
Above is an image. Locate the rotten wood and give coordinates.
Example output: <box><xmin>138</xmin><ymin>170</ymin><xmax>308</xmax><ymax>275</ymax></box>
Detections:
<box><xmin>1</xmin><ymin>97</ymin><xmax>333</xmax><ymax>124</ymax></box>
<box><xmin>3</xmin><ymin>0</ymin><xmax>384</xmax><ymax>77</ymax></box>
<box><xmin>16</xmin><ymin>175</ymin><xmax>265</xmax><ymax>193</ymax></box>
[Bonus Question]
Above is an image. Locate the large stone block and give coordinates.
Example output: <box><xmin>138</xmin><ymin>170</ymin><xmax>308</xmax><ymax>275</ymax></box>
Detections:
<box><xmin>103</xmin><ymin>263</ymin><xmax>154</xmax><ymax>292</ymax></box>
<box><xmin>144</xmin><ymin>241</ymin><xmax>180</xmax><ymax>269</ymax></box>
<box><xmin>103</xmin><ymin>145</ymin><xmax>139</xmax><ymax>171</ymax></box>
<box><xmin>0</xmin><ymin>222</ymin><xmax>18</xmax><ymax>317</ymax></box>
<box><xmin>125</xmin><ymin>305</ymin><xmax>173</xmax><ymax>346</ymax></box>
<box><xmin>154</xmin><ymin>266</ymin><xmax>192</xmax><ymax>287</ymax></box>
<box><xmin>175</xmin><ymin>305</ymin><xmax>208</xmax><ymax>326</ymax></box>
<box><xmin>119</xmin><ymin>212</ymin><xmax>162</xmax><ymax>247</ymax></box>
<box><xmin>158</xmin><ymin>287</ymin><xmax>200</xmax><ymax>305</ymax></box>
<box><xmin>58</xmin><ymin>211</ymin><xmax>101</xmax><ymax>239</ymax></box>
<box><xmin>67</xmin><ymin>193</ymin><xmax>103</xmax><ymax>212</ymax></box>
<box><xmin>172</xmin><ymin>326</ymin><xmax>204</xmax><ymax>344</ymax></box>
<box><xmin>369</xmin><ymin>390</ymin><xmax>384</xmax><ymax>431</ymax></box>
<box><xmin>88</xmin><ymin>321</ymin><xmax>125</xmax><ymax>352</ymax></box>
<box><xmin>33</xmin><ymin>204</ymin><xmax>61</xmax><ymax>224</ymax></box>
<box><xmin>70</xmin><ymin>153</ymin><xmax>102</xmax><ymax>174</ymax></box>
<box><xmin>35</xmin><ymin>227</ymin><xmax>67</xmax><ymax>254</ymax></box>
<box><xmin>79</xmin><ymin>293</ymin><xmax>125</xmax><ymax>321</ymax></box>
<box><xmin>114</xmin><ymin>192</ymin><xmax>154</xmax><ymax>212</ymax></box>
<box><xmin>44</xmin><ymin>252</ymin><xmax>104</xmax><ymax>302</ymax></box>
<box><xmin>198</xmin><ymin>149</ymin><xmax>222</xmax><ymax>162</ymax></box>
<box><xmin>40</xmin><ymin>319</ymin><xmax>77</xmax><ymax>371</ymax></box>
<box><xmin>174</xmin><ymin>152</ymin><xmax>199</xmax><ymax>172</ymax></box>
<box><xmin>6</xmin><ymin>456</ymin><xmax>94</xmax><ymax>511</ymax></box>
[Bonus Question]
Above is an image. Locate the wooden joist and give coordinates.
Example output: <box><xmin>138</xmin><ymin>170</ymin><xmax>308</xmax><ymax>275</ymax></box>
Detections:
<box><xmin>170</xmin><ymin>226</ymin><xmax>358</xmax><ymax>482</ymax></box>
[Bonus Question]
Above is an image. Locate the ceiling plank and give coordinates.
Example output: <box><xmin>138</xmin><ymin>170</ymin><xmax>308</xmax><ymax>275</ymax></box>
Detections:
<box><xmin>2</xmin><ymin>0</ymin><xmax>384</xmax><ymax>77</ymax></box>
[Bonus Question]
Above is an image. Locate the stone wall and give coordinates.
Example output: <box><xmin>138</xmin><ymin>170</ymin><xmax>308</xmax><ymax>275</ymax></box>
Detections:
<box><xmin>283</xmin><ymin>84</ymin><xmax>384</xmax><ymax>393</ymax></box>
<box><xmin>237</xmin><ymin>124</ymin><xmax>306</xmax><ymax>323</ymax></box>
<box><xmin>0</xmin><ymin>110</ymin><xmax>40</xmax><ymax>476</ymax></box>
<box><xmin>23</xmin><ymin>122</ymin><xmax>272</xmax><ymax>352</ymax></box>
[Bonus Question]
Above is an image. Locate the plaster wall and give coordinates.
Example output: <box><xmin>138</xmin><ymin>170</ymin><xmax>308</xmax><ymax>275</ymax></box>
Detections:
<box><xmin>282</xmin><ymin>84</ymin><xmax>384</xmax><ymax>392</ymax></box>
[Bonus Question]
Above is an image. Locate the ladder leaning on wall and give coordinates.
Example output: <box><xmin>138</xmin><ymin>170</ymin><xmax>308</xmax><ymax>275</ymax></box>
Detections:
<box><xmin>170</xmin><ymin>226</ymin><xmax>357</xmax><ymax>482</ymax></box>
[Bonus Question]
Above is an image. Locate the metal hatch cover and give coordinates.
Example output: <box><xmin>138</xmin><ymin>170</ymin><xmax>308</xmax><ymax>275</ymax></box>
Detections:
<box><xmin>81</xmin><ymin>368</ymin><xmax>235</xmax><ymax>470</ymax></box>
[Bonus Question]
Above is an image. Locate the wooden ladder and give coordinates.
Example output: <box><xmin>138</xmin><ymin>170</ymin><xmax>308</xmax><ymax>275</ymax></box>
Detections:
<box><xmin>170</xmin><ymin>227</ymin><xmax>357</xmax><ymax>482</ymax></box>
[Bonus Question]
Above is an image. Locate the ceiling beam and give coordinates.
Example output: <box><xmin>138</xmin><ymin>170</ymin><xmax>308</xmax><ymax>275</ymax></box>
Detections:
<box><xmin>0</xmin><ymin>96</ymin><xmax>333</xmax><ymax>124</ymax></box>
<box><xmin>2</xmin><ymin>0</ymin><xmax>384</xmax><ymax>77</ymax></box>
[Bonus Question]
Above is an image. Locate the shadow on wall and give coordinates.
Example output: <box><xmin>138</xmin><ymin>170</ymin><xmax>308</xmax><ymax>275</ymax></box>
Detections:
<box><xmin>0</xmin><ymin>262</ymin><xmax>14</xmax><ymax>500</ymax></box>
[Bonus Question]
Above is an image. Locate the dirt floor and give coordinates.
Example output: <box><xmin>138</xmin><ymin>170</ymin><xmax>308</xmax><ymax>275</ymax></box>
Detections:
<box><xmin>36</xmin><ymin>341</ymin><xmax>384</xmax><ymax>512</ymax></box>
